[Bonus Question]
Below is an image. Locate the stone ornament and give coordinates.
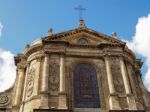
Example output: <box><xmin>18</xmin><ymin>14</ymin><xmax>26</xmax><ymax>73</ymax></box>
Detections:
<box><xmin>0</xmin><ymin>95</ymin><xmax>9</xmax><ymax>106</ymax></box>
<box><xmin>131</xmin><ymin>70</ymin><xmax>144</xmax><ymax>104</ymax></box>
<box><xmin>119</xmin><ymin>97</ymin><xmax>128</xmax><ymax>109</ymax></box>
<box><xmin>49</xmin><ymin>61</ymin><xmax>60</xmax><ymax>92</ymax></box>
<box><xmin>49</xmin><ymin>75</ymin><xmax>59</xmax><ymax>84</ymax></box>
<box><xmin>26</xmin><ymin>67</ymin><xmax>35</xmax><ymax>97</ymax></box>
<box><xmin>111</xmin><ymin>58</ymin><xmax>125</xmax><ymax>93</ymax></box>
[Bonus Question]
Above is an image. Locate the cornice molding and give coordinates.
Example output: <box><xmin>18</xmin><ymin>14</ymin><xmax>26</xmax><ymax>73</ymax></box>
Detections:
<box><xmin>19</xmin><ymin>39</ymin><xmax>136</xmax><ymax>67</ymax></box>
<box><xmin>43</xmin><ymin>28</ymin><xmax>125</xmax><ymax>44</ymax></box>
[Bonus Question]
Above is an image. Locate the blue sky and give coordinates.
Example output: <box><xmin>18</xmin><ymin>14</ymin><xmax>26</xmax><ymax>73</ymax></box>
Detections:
<box><xmin>0</xmin><ymin>0</ymin><xmax>149</xmax><ymax>53</ymax></box>
<box><xmin>0</xmin><ymin>0</ymin><xmax>150</xmax><ymax>91</ymax></box>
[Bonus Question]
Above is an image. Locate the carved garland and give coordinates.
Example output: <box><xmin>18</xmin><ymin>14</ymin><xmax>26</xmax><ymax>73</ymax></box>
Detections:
<box><xmin>26</xmin><ymin>67</ymin><xmax>35</xmax><ymax>97</ymax></box>
<box><xmin>111</xmin><ymin>58</ymin><xmax>125</xmax><ymax>94</ymax></box>
<box><xmin>49</xmin><ymin>61</ymin><xmax>60</xmax><ymax>92</ymax></box>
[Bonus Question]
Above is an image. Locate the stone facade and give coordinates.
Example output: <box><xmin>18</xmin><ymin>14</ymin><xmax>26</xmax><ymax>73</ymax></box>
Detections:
<box><xmin>0</xmin><ymin>20</ymin><xmax>150</xmax><ymax>112</ymax></box>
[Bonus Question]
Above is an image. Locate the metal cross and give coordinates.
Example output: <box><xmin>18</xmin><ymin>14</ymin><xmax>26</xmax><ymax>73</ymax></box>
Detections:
<box><xmin>75</xmin><ymin>5</ymin><xmax>86</xmax><ymax>20</ymax></box>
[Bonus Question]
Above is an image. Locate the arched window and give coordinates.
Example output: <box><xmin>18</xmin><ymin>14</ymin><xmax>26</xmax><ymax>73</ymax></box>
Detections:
<box><xmin>73</xmin><ymin>63</ymin><xmax>100</xmax><ymax>108</ymax></box>
<box><xmin>78</xmin><ymin>38</ymin><xmax>89</xmax><ymax>45</ymax></box>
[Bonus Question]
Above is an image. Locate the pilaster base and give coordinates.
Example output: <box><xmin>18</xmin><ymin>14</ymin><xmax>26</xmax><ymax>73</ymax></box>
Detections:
<box><xmin>109</xmin><ymin>95</ymin><xmax>121</xmax><ymax>110</ymax></box>
<box><xmin>40</xmin><ymin>93</ymin><xmax>49</xmax><ymax>109</ymax></box>
<box><xmin>58</xmin><ymin>92</ymin><xmax>68</xmax><ymax>109</ymax></box>
<box><xmin>12</xmin><ymin>106</ymin><xmax>19</xmax><ymax>112</ymax></box>
<box><xmin>126</xmin><ymin>94</ymin><xmax>137</xmax><ymax>110</ymax></box>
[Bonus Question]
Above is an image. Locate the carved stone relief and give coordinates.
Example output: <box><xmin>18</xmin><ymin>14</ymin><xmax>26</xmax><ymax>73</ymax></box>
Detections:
<box><xmin>110</xmin><ymin>57</ymin><xmax>129</xmax><ymax>109</ymax></box>
<box><xmin>148</xmin><ymin>97</ymin><xmax>150</xmax><ymax>106</ymax></box>
<box><xmin>49</xmin><ymin>60</ymin><xmax>60</xmax><ymax>93</ymax></box>
<box><xmin>118</xmin><ymin>97</ymin><xmax>128</xmax><ymax>109</ymax></box>
<box><xmin>0</xmin><ymin>94</ymin><xmax>9</xmax><ymax>106</ymax></box>
<box><xmin>26</xmin><ymin>67</ymin><xmax>35</xmax><ymax>97</ymax></box>
<box><xmin>111</xmin><ymin>57</ymin><xmax>125</xmax><ymax>94</ymax></box>
<box><xmin>132</xmin><ymin>69</ymin><xmax>144</xmax><ymax>105</ymax></box>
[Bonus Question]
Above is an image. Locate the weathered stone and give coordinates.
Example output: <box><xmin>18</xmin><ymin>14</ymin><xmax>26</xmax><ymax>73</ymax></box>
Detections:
<box><xmin>0</xmin><ymin>21</ymin><xmax>150</xmax><ymax>112</ymax></box>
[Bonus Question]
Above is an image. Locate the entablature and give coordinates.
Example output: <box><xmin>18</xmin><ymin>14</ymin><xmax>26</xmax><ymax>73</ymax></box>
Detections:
<box><xmin>21</xmin><ymin>39</ymin><xmax>137</xmax><ymax>66</ymax></box>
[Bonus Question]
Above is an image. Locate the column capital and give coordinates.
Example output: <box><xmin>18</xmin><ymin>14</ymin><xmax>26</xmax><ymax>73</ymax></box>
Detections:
<box><xmin>17</xmin><ymin>64</ymin><xmax>25</xmax><ymax>71</ymax></box>
<box><xmin>135</xmin><ymin>69</ymin><xmax>142</xmax><ymax>77</ymax></box>
<box><xmin>60</xmin><ymin>53</ymin><xmax>65</xmax><ymax>58</ymax></box>
<box><xmin>103</xmin><ymin>54</ymin><xmax>111</xmax><ymax>62</ymax></box>
<box><xmin>36</xmin><ymin>56</ymin><xmax>42</xmax><ymax>62</ymax></box>
<box><xmin>103</xmin><ymin>53</ymin><xmax>111</xmax><ymax>57</ymax></box>
<box><xmin>42</xmin><ymin>53</ymin><xmax>49</xmax><ymax>57</ymax></box>
<box><xmin>119</xmin><ymin>55</ymin><xmax>125</xmax><ymax>60</ymax></box>
<box><xmin>42</xmin><ymin>50</ymin><xmax>50</xmax><ymax>57</ymax></box>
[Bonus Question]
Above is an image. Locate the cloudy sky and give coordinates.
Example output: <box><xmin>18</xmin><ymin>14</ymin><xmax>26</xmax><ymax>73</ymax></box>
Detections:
<box><xmin>0</xmin><ymin>0</ymin><xmax>150</xmax><ymax>92</ymax></box>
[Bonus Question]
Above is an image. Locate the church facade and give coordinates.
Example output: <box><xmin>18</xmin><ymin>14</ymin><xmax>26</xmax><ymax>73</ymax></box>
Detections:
<box><xmin>0</xmin><ymin>20</ymin><xmax>150</xmax><ymax>112</ymax></box>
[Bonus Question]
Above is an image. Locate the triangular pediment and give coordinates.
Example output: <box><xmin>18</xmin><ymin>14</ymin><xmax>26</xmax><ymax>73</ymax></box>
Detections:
<box><xmin>44</xmin><ymin>27</ymin><xmax>125</xmax><ymax>45</ymax></box>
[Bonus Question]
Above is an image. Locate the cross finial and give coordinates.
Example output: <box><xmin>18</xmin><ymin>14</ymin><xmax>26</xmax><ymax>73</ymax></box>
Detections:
<box><xmin>75</xmin><ymin>5</ymin><xmax>86</xmax><ymax>20</ymax></box>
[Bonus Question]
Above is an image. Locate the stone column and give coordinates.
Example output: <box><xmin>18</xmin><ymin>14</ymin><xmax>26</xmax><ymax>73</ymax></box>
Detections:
<box><xmin>104</xmin><ymin>56</ymin><xmax>121</xmax><ymax>110</ymax></box>
<box><xmin>14</xmin><ymin>65</ymin><xmax>25</xmax><ymax>106</ymax></box>
<box><xmin>119</xmin><ymin>57</ymin><xmax>137</xmax><ymax>110</ymax></box>
<box><xmin>58</xmin><ymin>54</ymin><xmax>67</xmax><ymax>109</ymax></box>
<box><xmin>40</xmin><ymin>54</ymin><xmax>49</xmax><ymax>108</ymax></box>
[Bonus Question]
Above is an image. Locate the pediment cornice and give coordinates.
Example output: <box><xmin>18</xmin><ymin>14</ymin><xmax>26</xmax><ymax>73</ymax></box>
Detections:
<box><xmin>43</xmin><ymin>27</ymin><xmax>125</xmax><ymax>45</ymax></box>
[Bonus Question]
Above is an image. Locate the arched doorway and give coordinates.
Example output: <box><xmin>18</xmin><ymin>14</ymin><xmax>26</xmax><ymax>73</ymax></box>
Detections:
<box><xmin>73</xmin><ymin>63</ymin><xmax>100</xmax><ymax>108</ymax></box>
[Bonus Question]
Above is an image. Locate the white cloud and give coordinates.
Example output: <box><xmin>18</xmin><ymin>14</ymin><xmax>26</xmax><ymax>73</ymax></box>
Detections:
<box><xmin>0</xmin><ymin>21</ymin><xmax>16</xmax><ymax>92</ymax></box>
<box><xmin>0</xmin><ymin>49</ymin><xmax>16</xmax><ymax>92</ymax></box>
<box><xmin>125</xmin><ymin>14</ymin><xmax>150</xmax><ymax>91</ymax></box>
<box><xmin>0</xmin><ymin>22</ymin><xmax>3</xmax><ymax>37</ymax></box>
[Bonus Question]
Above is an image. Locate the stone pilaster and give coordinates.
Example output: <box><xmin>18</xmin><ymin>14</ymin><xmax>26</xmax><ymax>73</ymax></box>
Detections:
<box><xmin>104</xmin><ymin>56</ymin><xmax>121</xmax><ymax>110</ymax></box>
<box><xmin>58</xmin><ymin>54</ymin><xmax>67</xmax><ymax>109</ymax></box>
<box><xmin>119</xmin><ymin>57</ymin><xmax>137</xmax><ymax>110</ymax></box>
<box><xmin>40</xmin><ymin>54</ymin><xmax>49</xmax><ymax>108</ymax></box>
<box><xmin>136</xmin><ymin>70</ymin><xmax>145</xmax><ymax>110</ymax></box>
<box><xmin>105</xmin><ymin>56</ymin><xmax>115</xmax><ymax>94</ymax></box>
<box><xmin>19</xmin><ymin>62</ymin><xmax>30</xmax><ymax>112</ymax></box>
<box><xmin>120</xmin><ymin>57</ymin><xmax>131</xmax><ymax>95</ymax></box>
<box><xmin>59</xmin><ymin>54</ymin><xmax>65</xmax><ymax>93</ymax></box>
<box><xmin>41</xmin><ymin>54</ymin><xmax>49</xmax><ymax>92</ymax></box>
<box><xmin>14</xmin><ymin>65</ymin><xmax>25</xmax><ymax>106</ymax></box>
